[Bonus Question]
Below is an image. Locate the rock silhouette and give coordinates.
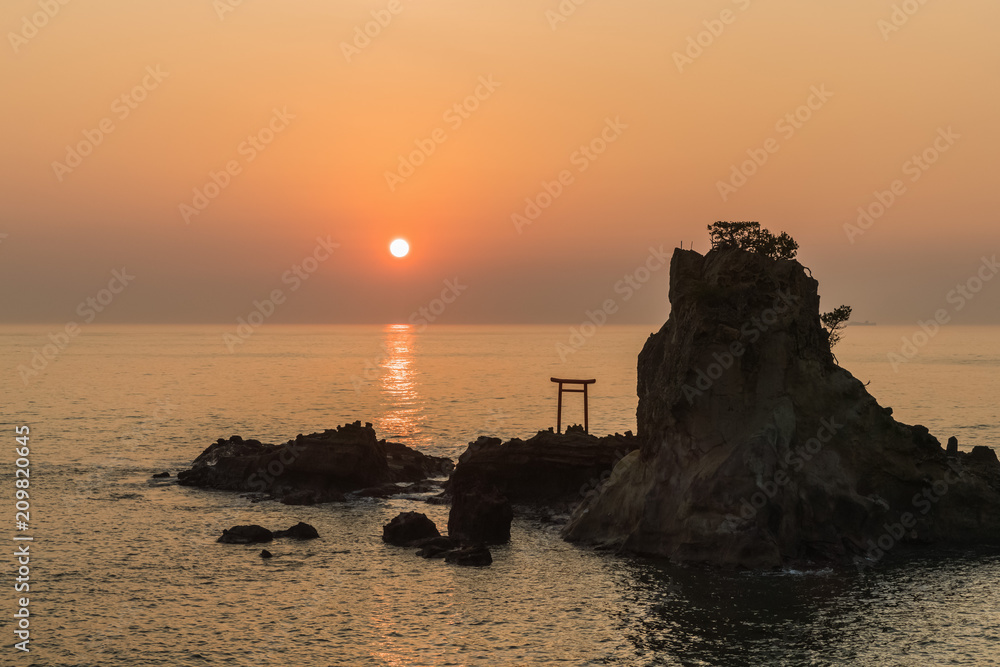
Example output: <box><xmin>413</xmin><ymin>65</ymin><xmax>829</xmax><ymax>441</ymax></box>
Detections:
<box><xmin>382</xmin><ymin>512</ymin><xmax>441</xmax><ymax>547</ymax></box>
<box><xmin>218</xmin><ymin>525</ymin><xmax>273</xmax><ymax>544</ymax></box>
<box><xmin>448</xmin><ymin>482</ymin><xmax>513</xmax><ymax>545</ymax></box>
<box><xmin>273</xmin><ymin>522</ymin><xmax>319</xmax><ymax>540</ymax></box>
<box><xmin>450</xmin><ymin>429</ymin><xmax>637</xmax><ymax>504</ymax></box>
<box><xmin>563</xmin><ymin>246</ymin><xmax>1000</xmax><ymax>568</ymax></box>
<box><xmin>219</xmin><ymin>522</ymin><xmax>319</xmax><ymax>544</ymax></box>
<box><xmin>178</xmin><ymin>421</ymin><xmax>451</xmax><ymax>502</ymax></box>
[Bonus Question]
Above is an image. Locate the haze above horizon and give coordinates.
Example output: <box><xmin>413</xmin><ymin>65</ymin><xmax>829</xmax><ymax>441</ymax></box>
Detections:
<box><xmin>2</xmin><ymin>0</ymin><xmax>998</xmax><ymax>325</ymax></box>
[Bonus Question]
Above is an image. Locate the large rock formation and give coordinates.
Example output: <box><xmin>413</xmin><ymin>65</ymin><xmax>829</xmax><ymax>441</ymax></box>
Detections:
<box><xmin>449</xmin><ymin>427</ymin><xmax>637</xmax><ymax>504</ymax></box>
<box><xmin>564</xmin><ymin>247</ymin><xmax>1000</xmax><ymax>568</ymax></box>
<box><xmin>177</xmin><ymin>421</ymin><xmax>451</xmax><ymax>502</ymax></box>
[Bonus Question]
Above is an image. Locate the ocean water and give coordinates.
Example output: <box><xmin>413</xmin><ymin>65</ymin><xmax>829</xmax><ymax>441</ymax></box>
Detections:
<box><xmin>1</xmin><ymin>323</ymin><xmax>998</xmax><ymax>666</ymax></box>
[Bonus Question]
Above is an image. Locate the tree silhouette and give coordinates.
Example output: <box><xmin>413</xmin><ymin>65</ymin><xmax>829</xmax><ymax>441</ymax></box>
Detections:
<box><xmin>821</xmin><ymin>304</ymin><xmax>853</xmax><ymax>348</ymax></box>
<box><xmin>707</xmin><ymin>221</ymin><xmax>798</xmax><ymax>261</ymax></box>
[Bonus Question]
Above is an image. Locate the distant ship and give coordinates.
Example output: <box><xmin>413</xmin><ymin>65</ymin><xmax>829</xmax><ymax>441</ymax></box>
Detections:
<box><xmin>847</xmin><ymin>320</ymin><xmax>876</xmax><ymax>326</ymax></box>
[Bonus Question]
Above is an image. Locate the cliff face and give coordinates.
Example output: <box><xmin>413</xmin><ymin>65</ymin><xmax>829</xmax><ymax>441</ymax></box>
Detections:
<box><xmin>563</xmin><ymin>247</ymin><xmax>1000</xmax><ymax>568</ymax></box>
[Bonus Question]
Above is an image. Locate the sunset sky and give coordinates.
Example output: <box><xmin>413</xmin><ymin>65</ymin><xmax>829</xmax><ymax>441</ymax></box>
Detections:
<box><xmin>2</xmin><ymin>0</ymin><xmax>998</xmax><ymax>325</ymax></box>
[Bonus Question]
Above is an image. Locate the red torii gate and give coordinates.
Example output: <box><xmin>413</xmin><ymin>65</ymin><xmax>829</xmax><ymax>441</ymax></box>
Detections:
<box><xmin>550</xmin><ymin>377</ymin><xmax>596</xmax><ymax>434</ymax></box>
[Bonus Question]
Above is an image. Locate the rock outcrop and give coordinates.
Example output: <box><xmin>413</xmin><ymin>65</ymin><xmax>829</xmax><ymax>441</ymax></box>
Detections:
<box><xmin>564</xmin><ymin>246</ymin><xmax>1000</xmax><ymax>568</ymax></box>
<box><xmin>449</xmin><ymin>428</ymin><xmax>637</xmax><ymax>504</ymax></box>
<box><xmin>177</xmin><ymin>421</ymin><xmax>451</xmax><ymax>503</ymax></box>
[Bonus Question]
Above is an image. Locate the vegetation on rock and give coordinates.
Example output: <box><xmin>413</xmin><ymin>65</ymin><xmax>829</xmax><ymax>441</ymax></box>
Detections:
<box><xmin>707</xmin><ymin>220</ymin><xmax>798</xmax><ymax>260</ymax></box>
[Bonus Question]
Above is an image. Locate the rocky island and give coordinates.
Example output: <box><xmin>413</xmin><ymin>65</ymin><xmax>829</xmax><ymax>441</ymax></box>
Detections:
<box><xmin>563</xmin><ymin>226</ymin><xmax>1000</xmax><ymax>568</ymax></box>
<box><xmin>177</xmin><ymin>421</ymin><xmax>454</xmax><ymax>504</ymax></box>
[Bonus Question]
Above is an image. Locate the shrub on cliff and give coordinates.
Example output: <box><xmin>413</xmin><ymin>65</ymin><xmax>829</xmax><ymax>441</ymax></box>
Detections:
<box><xmin>821</xmin><ymin>304</ymin><xmax>852</xmax><ymax>348</ymax></box>
<box><xmin>707</xmin><ymin>221</ymin><xmax>798</xmax><ymax>261</ymax></box>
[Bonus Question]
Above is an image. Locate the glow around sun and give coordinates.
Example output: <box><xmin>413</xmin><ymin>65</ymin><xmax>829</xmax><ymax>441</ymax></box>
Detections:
<box><xmin>390</xmin><ymin>238</ymin><xmax>409</xmax><ymax>258</ymax></box>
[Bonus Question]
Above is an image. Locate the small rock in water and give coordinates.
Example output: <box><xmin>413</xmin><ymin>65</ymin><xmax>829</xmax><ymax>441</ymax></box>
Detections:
<box><xmin>218</xmin><ymin>525</ymin><xmax>273</xmax><ymax>544</ymax></box>
<box><xmin>260</xmin><ymin>549</ymin><xmax>273</xmax><ymax>559</ymax></box>
<box><xmin>152</xmin><ymin>471</ymin><xmax>171</xmax><ymax>478</ymax></box>
<box><xmin>273</xmin><ymin>522</ymin><xmax>319</xmax><ymax>540</ymax></box>
<box><xmin>382</xmin><ymin>511</ymin><xmax>440</xmax><ymax>546</ymax></box>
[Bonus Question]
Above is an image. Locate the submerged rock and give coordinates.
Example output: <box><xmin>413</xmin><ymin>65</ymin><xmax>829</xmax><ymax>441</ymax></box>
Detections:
<box><xmin>563</xmin><ymin>246</ymin><xmax>1000</xmax><ymax>568</ymax></box>
<box><xmin>218</xmin><ymin>525</ymin><xmax>273</xmax><ymax>544</ymax></box>
<box><xmin>414</xmin><ymin>536</ymin><xmax>459</xmax><ymax>558</ymax></box>
<box><xmin>448</xmin><ymin>482</ymin><xmax>513</xmax><ymax>545</ymax></box>
<box><xmin>382</xmin><ymin>511</ymin><xmax>440</xmax><ymax>546</ymax></box>
<box><xmin>449</xmin><ymin>430</ymin><xmax>637</xmax><ymax>504</ymax></box>
<box><xmin>353</xmin><ymin>482</ymin><xmax>407</xmax><ymax>499</ymax></box>
<box><xmin>177</xmin><ymin>421</ymin><xmax>452</xmax><ymax>502</ymax></box>
<box><xmin>279</xmin><ymin>489</ymin><xmax>346</xmax><ymax>506</ymax></box>
<box><xmin>152</xmin><ymin>471</ymin><xmax>171</xmax><ymax>478</ymax></box>
<box><xmin>444</xmin><ymin>545</ymin><xmax>493</xmax><ymax>567</ymax></box>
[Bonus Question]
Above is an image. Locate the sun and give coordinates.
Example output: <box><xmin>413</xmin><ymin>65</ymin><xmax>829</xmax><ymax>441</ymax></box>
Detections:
<box><xmin>389</xmin><ymin>238</ymin><xmax>410</xmax><ymax>258</ymax></box>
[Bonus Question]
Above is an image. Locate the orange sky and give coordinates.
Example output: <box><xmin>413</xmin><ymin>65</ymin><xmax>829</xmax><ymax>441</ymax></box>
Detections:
<box><xmin>2</xmin><ymin>0</ymin><xmax>999</xmax><ymax>324</ymax></box>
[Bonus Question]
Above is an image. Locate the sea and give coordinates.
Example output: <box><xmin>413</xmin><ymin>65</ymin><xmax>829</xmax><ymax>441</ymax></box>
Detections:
<box><xmin>1</xmin><ymin>323</ymin><xmax>998</xmax><ymax>666</ymax></box>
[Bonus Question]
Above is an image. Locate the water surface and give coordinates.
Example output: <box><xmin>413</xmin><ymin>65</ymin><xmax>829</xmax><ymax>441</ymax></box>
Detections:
<box><xmin>2</xmin><ymin>324</ymin><xmax>997</xmax><ymax>665</ymax></box>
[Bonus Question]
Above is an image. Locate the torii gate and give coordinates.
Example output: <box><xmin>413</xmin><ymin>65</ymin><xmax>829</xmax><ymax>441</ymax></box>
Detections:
<box><xmin>550</xmin><ymin>377</ymin><xmax>596</xmax><ymax>434</ymax></box>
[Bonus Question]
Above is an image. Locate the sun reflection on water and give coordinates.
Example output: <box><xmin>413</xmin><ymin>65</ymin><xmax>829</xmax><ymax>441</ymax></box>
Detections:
<box><xmin>375</xmin><ymin>324</ymin><xmax>423</xmax><ymax>444</ymax></box>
